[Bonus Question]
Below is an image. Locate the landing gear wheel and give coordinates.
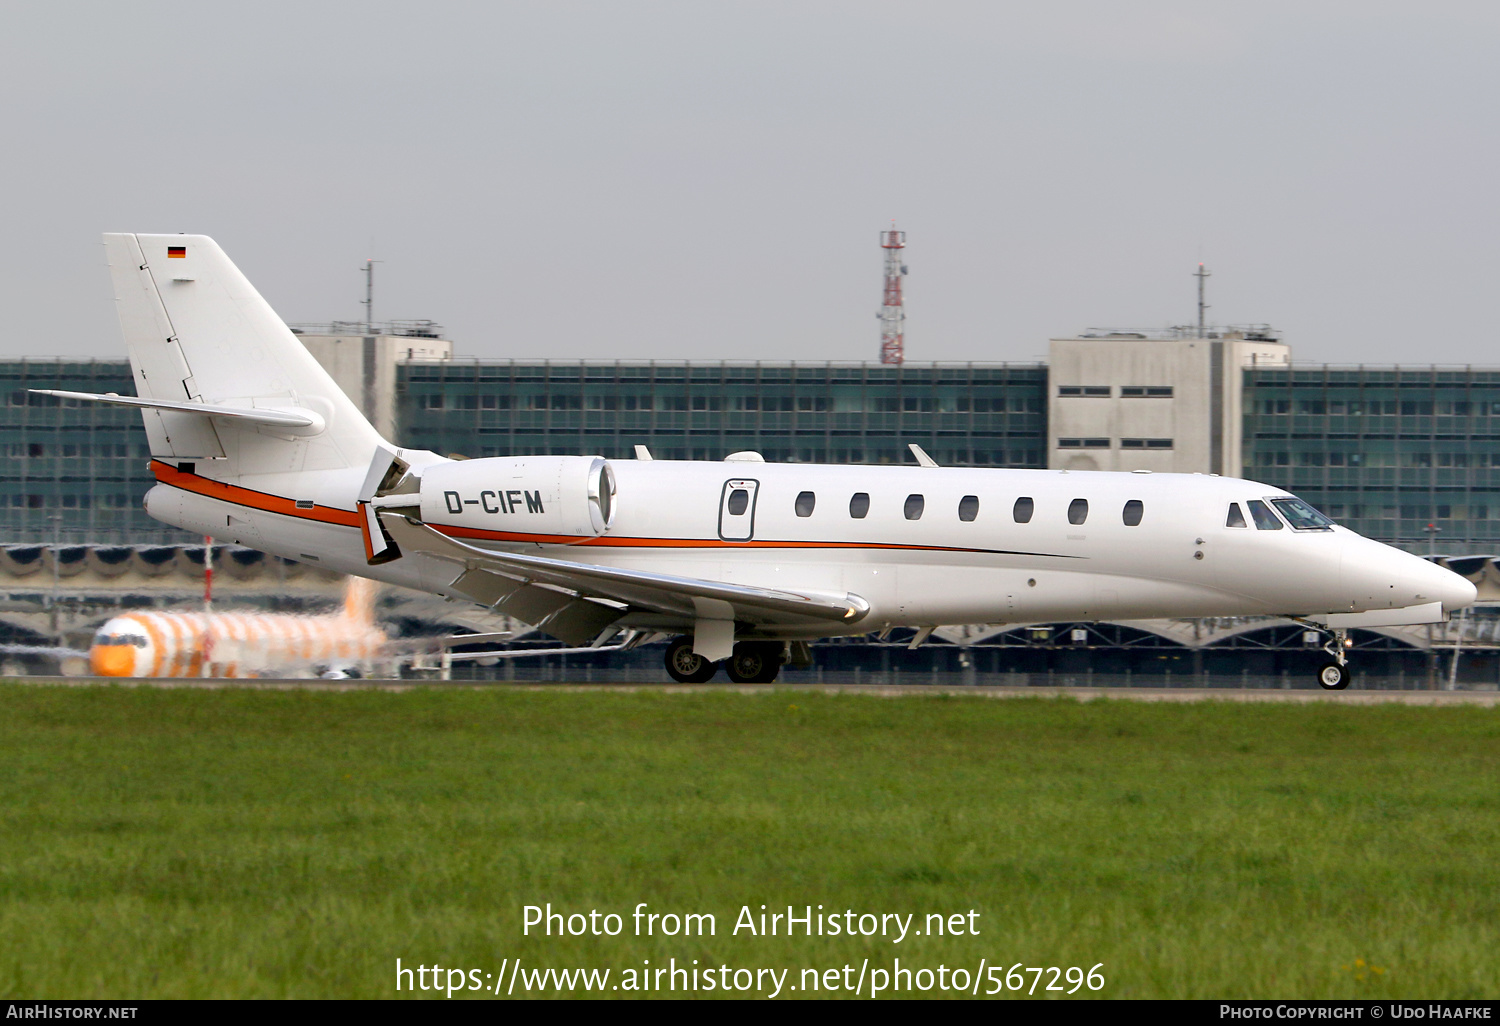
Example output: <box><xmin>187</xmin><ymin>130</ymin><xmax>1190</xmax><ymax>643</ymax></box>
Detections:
<box><xmin>665</xmin><ymin>637</ymin><xmax>718</xmax><ymax>683</ymax></box>
<box><xmin>725</xmin><ymin>642</ymin><xmax>785</xmax><ymax>684</ymax></box>
<box><xmin>1317</xmin><ymin>661</ymin><xmax>1349</xmax><ymax>691</ymax></box>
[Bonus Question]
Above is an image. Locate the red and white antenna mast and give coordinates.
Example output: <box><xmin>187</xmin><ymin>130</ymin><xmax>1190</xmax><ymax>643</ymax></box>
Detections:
<box><xmin>878</xmin><ymin>224</ymin><xmax>907</xmax><ymax>365</ymax></box>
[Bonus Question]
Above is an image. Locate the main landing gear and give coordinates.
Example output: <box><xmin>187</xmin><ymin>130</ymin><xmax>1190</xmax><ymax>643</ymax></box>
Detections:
<box><xmin>664</xmin><ymin>638</ymin><xmax>784</xmax><ymax>684</ymax></box>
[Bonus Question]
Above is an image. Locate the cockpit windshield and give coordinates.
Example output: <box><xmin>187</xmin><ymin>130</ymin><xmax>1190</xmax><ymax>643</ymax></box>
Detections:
<box><xmin>1270</xmin><ymin>496</ymin><xmax>1335</xmax><ymax>531</ymax></box>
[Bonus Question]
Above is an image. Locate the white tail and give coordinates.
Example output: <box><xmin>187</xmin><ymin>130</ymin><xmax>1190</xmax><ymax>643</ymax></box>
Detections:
<box><xmin>102</xmin><ymin>234</ymin><xmax>384</xmax><ymax>474</ymax></box>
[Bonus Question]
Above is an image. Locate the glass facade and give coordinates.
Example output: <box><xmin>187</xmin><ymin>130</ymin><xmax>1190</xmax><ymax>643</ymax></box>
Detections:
<box><xmin>0</xmin><ymin>359</ymin><xmax>176</xmax><ymax>543</ymax></box>
<box><xmin>1242</xmin><ymin>365</ymin><xmax>1500</xmax><ymax>554</ymax></box>
<box><xmin>9</xmin><ymin>354</ymin><xmax>1500</xmax><ymax>558</ymax></box>
<box><xmin>396</xmin><ymin>360</ymin><xmax>1050</xmax><ymax>467</ymax></box>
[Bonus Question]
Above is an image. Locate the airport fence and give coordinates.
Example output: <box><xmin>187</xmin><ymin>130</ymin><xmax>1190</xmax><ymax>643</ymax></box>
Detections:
<box><xmin>431</xmin><ymin>662</ymin><xmax>1494</xmax><ymax>691</ymax></box>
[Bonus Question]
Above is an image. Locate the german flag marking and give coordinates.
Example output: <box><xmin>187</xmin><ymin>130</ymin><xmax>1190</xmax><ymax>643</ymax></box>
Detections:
<box><xmin>167</xmin><ymin>246</ymin><xmax>186</xmax><ymax>258</ymax></box>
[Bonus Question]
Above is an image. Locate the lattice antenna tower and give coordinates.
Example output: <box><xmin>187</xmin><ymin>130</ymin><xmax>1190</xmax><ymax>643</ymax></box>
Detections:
<box><xmin>878</xmin><ymin>225</ymin><xmax>908</xmax><ymax>364</ymax></box>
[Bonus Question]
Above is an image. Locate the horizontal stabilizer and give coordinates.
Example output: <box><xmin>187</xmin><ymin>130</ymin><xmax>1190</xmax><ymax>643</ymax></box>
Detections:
<box><xmin>28</xmin><ymin>389</ymin><xmax>323</xmax><ymax>430</ymax></box>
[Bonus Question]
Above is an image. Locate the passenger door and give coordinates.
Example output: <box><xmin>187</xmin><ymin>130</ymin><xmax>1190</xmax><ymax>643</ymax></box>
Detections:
<box><xmin>718</xmin><ymin>479</ymin><xmax>759</xmax><ymax>542</ymax></box>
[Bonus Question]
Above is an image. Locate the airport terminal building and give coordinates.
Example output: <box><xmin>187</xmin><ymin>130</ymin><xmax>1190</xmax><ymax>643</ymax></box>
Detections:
<box><xmin>6</xmin><ymin>322</ymin><xmax>1500</xmax><ymax>557</ymax></box>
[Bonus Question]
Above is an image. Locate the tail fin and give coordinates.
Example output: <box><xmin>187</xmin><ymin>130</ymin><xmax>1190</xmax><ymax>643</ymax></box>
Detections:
<box><xmin>341</xmin><ymin>576</ymin><xmax>380</xmax><ymax>625</ymax></box>
<box><xmin>102</xmin><ymin>234</ymin><xmax>383</xmax><ymax>468</ymax></box>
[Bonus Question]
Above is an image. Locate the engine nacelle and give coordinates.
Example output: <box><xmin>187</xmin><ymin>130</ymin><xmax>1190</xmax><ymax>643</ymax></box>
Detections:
<box><xmin>417</xmin><ymin>456</ymin><xmax>616</xmax><ymax>542</ymax></box>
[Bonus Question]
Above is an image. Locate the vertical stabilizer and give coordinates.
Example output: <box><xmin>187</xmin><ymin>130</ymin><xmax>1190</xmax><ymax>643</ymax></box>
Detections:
<box><xmin>103</xmin><ymin>234</ymin><xmax>384</xmax><ymax>469</ymax></box>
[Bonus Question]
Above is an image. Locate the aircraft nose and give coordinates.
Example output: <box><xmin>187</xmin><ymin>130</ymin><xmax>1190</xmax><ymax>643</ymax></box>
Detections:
<box><xmin>1413</xmin><ymin>557</ymin><xmax>1478</xmax><ymax>613</ymax></box>
<box><xmin>90</xmin><ymin>645</ymin><xmax>135</xmax><ymax>677</ymax></box>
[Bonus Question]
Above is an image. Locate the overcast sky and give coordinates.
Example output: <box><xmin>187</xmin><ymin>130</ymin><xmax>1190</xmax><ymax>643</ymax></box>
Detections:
<box><xmin>3</xmin><ymin>2</ymin><xmax>1497</xmax><ymax>366</ymax></box>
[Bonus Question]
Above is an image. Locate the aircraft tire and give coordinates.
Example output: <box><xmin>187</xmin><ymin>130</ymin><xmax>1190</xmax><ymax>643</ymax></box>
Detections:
<box><xmin>725</xmin><ymin>642</ymin><xmax>784</xmax><ymax>684</ymax></box>
<box><xmin>665</xmin><ymin>637</ymin><xmax>718</xmax><ymax>683</ymax></box>
<box><xmin>1316</xmin><ymin>661</ymin><xmax>1349</xmax><ymax>691</ymax></box>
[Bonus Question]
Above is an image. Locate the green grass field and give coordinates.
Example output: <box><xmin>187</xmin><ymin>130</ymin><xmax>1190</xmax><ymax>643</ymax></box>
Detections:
<box><xmin>0</xmin><ymin>683</ymin><xmax>1496</xmax><ymax>999</ymax></box>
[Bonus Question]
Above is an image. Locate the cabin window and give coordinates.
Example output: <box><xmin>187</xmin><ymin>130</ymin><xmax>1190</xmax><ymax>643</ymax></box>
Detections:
<box><xmin>958</xmin><ymin>495</ymin><xmax>979</xmax><ymax>522</ymax></box>
<box><xmin>904</xmin><ymin>494</ymin><xmax>925</xmax><ymax>520</ymax></box>
<box><xmin>1271</xmin><ymin>496</ymin><xmax>1335</xmax><ymax>531</ymax></box>
<box><xmin>849</xmin><ymin>492</ymin><xmax>870</xmax><ymax>518</ymax></box>
<box><xmin>1226</xmin><ymin>503</ymin><xmax>1247</xmax><ymax>528</ymax></box>
<box><xmin>1013</xmin><ymin>496</ymin><xmax>1034</xmax><ymax>523</ymax></box>
<box><xmin>1246</xmin><ymin>499</ymin><xmax>1284</xmax><ymax>530</ymax></box>
<box><xmin>1122</xmin><ymin>499</ymin><xmax>1143</xmax><ymax>526</ymax></box>
<box><xmin>794</xmin><ymin>491</ymin><xmax>816</xmax><ymax>517</ymax></box>
<box><xmin>726</xmin><ymin>488</ymin><xmax>750</xmax><ymax>516</ymax></box>
<box><xmin>1068</xmin><ymin>498</ymin><xmax>1089</xmax><ymax>525</ymax></box>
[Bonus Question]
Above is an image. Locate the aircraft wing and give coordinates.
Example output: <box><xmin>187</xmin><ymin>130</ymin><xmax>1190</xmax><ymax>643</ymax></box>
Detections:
<box><xmin>378</xmin><ymin>512</ymin><xmax>870</xmax><ymax>644</ymax></box>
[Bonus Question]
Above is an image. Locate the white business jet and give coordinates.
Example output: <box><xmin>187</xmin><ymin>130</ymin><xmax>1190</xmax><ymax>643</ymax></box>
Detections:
<box><xmin>37</xmin><ymin>235</ymin><xmax>1476</xmax><ymax>689</ymax></box>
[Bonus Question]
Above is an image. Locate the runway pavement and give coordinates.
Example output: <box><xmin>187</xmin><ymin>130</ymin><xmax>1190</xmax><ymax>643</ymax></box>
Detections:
<box><xmin>6</xmin><ymin>677</ymin><xmax>1500</xmax><ymax>704</ymax></box>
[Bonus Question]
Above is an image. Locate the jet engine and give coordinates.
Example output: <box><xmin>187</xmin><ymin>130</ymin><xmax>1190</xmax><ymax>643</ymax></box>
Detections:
<box><xmin>417</xmin><ymin>456</ymin><xmax>616</xmax><ymax>542</ymax></box>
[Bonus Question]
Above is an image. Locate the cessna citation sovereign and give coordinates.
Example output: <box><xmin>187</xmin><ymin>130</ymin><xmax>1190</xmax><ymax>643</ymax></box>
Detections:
<box><xmin>40</xmin><ymin>235</ymin><xmax>1476</xmax><ymax>689</ymax></box>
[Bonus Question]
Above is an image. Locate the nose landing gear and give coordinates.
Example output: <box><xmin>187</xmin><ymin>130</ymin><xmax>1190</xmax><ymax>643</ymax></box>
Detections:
<box><xmin>1316</xmin><ymin>659</ymin><xmax>1348</xmax><ymax>690</ymax></box>
<box><xmin>1303</xmin><ymin>624</ymin><xmax>1351</xmax><ymax>691</ymax></box>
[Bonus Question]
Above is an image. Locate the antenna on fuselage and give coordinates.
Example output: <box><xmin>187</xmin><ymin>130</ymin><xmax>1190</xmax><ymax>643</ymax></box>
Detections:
<box><xmin>908</xmin><ymin>443</ymin><xmax>939</xmax><ymax>468</ymax></box>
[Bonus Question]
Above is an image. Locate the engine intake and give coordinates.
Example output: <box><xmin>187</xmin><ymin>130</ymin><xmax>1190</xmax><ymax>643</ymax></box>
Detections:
<box><xmin>418</xmin><ymin>456</ymin><xmax>616</xmax><ymax>542</ymax></box>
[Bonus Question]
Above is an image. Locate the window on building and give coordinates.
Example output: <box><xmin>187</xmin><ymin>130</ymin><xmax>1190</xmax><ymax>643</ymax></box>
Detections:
<box><xmin>904</xmin><ymin>494</ymin><xmax>924</xmax><ymax>520</ymax></box>
<box><xmin>1122</xmin><ymin>499</ymin><xmax>1143</xmax><ymax>526</ymax></box>
<box><xmin>1058</xmin><ymin>438</ymin><xmax>1110</xmax><ymax>448</ymax></box>
<box><xmin>1121</xmin><ymin>438</ymin><xmax>1173</xmax><ymax>449</ymax></box>
<box><xmin>1246</xmin><ymin>499</ymin><xmax>1284</xmax><ymax>530</ymax></box>
<box><xmin>1013</xmin><ymin>497</ymin><xmax>1034</xmax><ymax>523</ymax></box>
<box><xmin>1226</xmin><ymin>503</ymin><xmax>1247</xmax><ymax>528</ymax></box>
<box><xmin>849</xmin><ymin>492</ymin><xmax>870</xmax><ymax>519</ymax></box>
<box><xmin>794</xmin><ymin>491</ymin><xmax>815</xmax><ymax>517</ymax></box>
<box><xmin>1068</xmin><ymin>498</ymin><xmax>1088</xmax><ymax>525</ymax></box>
<box><xmin>1121</xmin><ymin>386</ymin><xmax>1174</xmax><ymax>398</ymax></box>
<box><xmin>1058</xmin><ymin>385</ymin><xmax>1111</xmax><ymax>397</ymax></box>
<box><xmin>958</xmin><ymin>495</ymin><xmax>979</xmax><ymax>522</ymax></box>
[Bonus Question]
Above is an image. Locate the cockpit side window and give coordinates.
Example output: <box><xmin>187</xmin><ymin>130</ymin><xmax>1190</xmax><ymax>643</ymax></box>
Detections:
<box><xmin>1271</xmin><ymin>496</ymin><xmax>1335</xmax><ymax>531</ymax></box>
<box><xmin>1226</xmin><ymin>503</ymin><xmax>1247</xmax><ymax>528</ymax></box>
<box><xmin>1246</xmin><ymin>499</ymin><xmax>1284</xmax><ymax>530</ymax></box>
